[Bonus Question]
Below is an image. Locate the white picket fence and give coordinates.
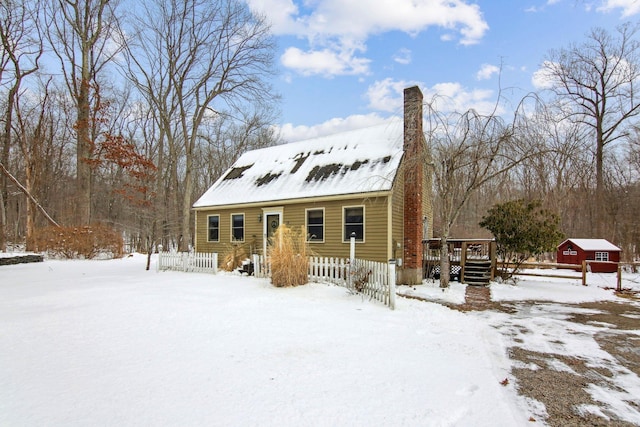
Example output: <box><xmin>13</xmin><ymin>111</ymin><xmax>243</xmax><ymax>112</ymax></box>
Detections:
<box><xmin>308</xmin><ymin>256</ymin><xmax>349</xmax><ymax>285</ymax></box>
<box><xmin>253</xmin><ymin>254</ymin><xmax>396</xmax><ymax>309</ymax></box>
<box><xmin>155</xmin><ymin>251</ymin><xmax>395</xmax><ymax>309</ymax></box>
<box><xmin>350</xmin><ymin>258</ymin><xmax>395</xmax><ymax>308</ymax></box>
<box><xmin>157</xmin><ymin>251</ymin><xmax>218</xmax><ymax>274</ymax></box>
<box><xmin>252</xmin><ymin>254</ymin><xmax>270</xmax><ymax>279</ymax></box>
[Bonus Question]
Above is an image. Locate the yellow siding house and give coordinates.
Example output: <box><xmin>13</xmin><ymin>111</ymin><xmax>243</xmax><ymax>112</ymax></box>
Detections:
<box><xmin>192</xmin><ymin>86</ymin><xmax>432</xmax><ymax>284</ymax></box>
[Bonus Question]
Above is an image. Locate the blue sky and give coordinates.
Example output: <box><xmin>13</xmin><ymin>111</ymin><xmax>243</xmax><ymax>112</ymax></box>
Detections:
<box><xmin>245</xmin><ymin>0</ymin><xmax>639</xmax><ymax>142</ymax></box>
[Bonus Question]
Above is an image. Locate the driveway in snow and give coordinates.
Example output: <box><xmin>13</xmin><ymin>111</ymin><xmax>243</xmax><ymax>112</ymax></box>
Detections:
<box><xmin>473</xmin><ymin>296</ymin><xmax>640</xmax><ymax>426</ymax></box>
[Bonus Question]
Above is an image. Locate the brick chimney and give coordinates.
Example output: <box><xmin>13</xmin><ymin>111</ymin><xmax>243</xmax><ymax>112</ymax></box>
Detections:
<box><xmin>401</xmin><ymin>86</ymin><xmax>425</xmax><ymax>285</ymax></box>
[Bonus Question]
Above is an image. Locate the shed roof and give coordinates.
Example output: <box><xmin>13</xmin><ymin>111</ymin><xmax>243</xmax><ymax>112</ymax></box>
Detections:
<box><xmin>560</xmin><ymin>238</ymin><xmax>621</xmax><ymax>252</ymax></box>
<box><xmin>193</xmin><ymin>120</ymin><xmax>405</xmax><ymax>208</ymax></box>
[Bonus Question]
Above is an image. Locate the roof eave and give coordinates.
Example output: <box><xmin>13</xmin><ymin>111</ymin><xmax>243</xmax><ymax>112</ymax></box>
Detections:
<box><xmin>192</xmin><ymin>190</ymin><xmax>393</xmax><ymax>211</ymax></box>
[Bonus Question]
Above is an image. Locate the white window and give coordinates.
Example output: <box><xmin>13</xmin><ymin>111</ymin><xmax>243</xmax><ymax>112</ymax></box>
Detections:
<box><xmin>343</xmin><ymin>206</ymin><xmax>364</xmax><ymax>242</ymax></box>
<box><xmin>231</xmin><ymin>213</ymin><xmax>244</xmax><ymax>242</ymax></box>
<box><xmin>207</xmin><ymin>215</ymin><xmax>220</xmax><ymax>242</ymax></box>
<box><xmin>595</xmin><ymin>252</ymin><xmax>609</xmax><ymax>262</ymax></box>
<box><xmin>306</xmin><ymin>208</ymin><xmax>324</xmax><ymax>242</ymax></box>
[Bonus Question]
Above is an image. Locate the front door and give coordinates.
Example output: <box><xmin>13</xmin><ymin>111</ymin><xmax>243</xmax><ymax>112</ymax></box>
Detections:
<box><xmin>266</xmin><ymin>213</ymin><xmax>280</xmax><ymax>240</ymax></box>
<box><xmin>262</xmin><ymin>210</ymin><xmax>283</xmax><ymax>256</ymax></box>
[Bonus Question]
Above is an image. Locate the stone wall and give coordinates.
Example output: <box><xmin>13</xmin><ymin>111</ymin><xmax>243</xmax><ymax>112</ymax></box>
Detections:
<box><xmin>0</xmin><ymin>254</ymin><xmax>44</xmax><ymax>266</ymax></box>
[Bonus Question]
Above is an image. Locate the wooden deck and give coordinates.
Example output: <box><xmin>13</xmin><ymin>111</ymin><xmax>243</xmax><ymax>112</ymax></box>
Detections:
<box><xmin>423</xmin><ymin>238</ymin><xmax>496</xmax><ymax>285</ymax></box>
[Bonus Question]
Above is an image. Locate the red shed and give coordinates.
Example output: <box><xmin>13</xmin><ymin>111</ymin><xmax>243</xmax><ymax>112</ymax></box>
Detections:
<box><xmin>557</xmin><ymin>238</ymin><xmax>621</xmax><ymax>273</ymax></box>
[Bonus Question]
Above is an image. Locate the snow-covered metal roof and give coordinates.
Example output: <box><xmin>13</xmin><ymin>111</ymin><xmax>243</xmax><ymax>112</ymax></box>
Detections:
<box><xmin>193</xmin><ymin>120</ymin><xmax>405</xmax><ymax>208</ymax></box>
<box><xmin>560</xmin><ymin>239</ymin><xmax>621</xmax><ymax>251</ymax></box>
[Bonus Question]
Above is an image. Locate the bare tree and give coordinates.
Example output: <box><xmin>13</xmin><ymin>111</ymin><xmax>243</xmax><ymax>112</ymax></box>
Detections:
<box><xmin>45</xmin><ymin>0</ymin><xmax>122</xmax><ymax>225</ymax></box>
<box><xmin>0</xmin><ymin>79</ymin><xmax>71</xmax><ymax>246</ymax></box>
<box><xmin>604</xmin><ymin>128</ymin><xmax>640</xmax><ymax>261</ymax></box>
<box><xmin>507</xmin><ymin>99</ymin><xmax>597</xmax><ymax>241</ymax></box>
<box><xmin>0</xmin><ymin>4</ymin><xmax>12</xmax><ymax>250</ymax></box>
<box><xmin>543</xmin><ymin>23</ymin><xmax>640</xmax><ymax>236</ymax></box>
<box><xmin>427</xmin><ymin>94</ymin><xmax>540</xmax><ymax>287</ymax></box>
<box><xmin>0</xmin><ymin>0</ymin><xmax>43</xmax><ymax>250</ymax></box>
<box><xmin>13</xmin><ymin>80</ymin><xmax>62</xmax><ymax>248</ymax></box>
<box><xmin>194</xmin><ymin>106</ymin><xmax>281</xmax><ymax>195</ymax></box>
<box><xmin>123</xmin><ymin>0</ymin><xmax>277</xmax><ymax>251</ymax></box>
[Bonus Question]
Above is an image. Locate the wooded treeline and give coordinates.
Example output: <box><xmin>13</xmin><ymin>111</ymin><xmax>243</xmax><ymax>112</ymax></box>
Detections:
<box><xmin>422</xmin><ymin>22</ymin><xmax>640</xmax><ymax>265</ymax></box>
<box><xmin>0</xmin><ymin>0</ymin><xmax>281</xmax><ymax>253</ymax></box>
<box><xmin>1</xmin><ymin>0</ymin><xmax>640</xmax><ymax>261</ymax></box>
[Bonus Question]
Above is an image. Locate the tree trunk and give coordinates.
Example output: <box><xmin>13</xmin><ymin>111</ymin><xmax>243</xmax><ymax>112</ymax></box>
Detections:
<box><xmin>145</xmin><ymin>219</ymin><xmax>156</xmax><ymax>271</ymax></box>
<box><xmin>595</xmin><ymin>129</ymin><xmax>604</xmax><ymax>238</ymax></box>
<box><xmin>0</xmin><ymin>190</ymin><xmax>5</xmax><ymax>252</ymax></box>
<box><xmin>180</xmin><ymin>138</ymin><xmax>194</xmax><ymax>252</ymax></box>
<box><xmin>439</xmin><ymin>234</ymin><xmax>450</xmax><ymax>288</ymax></box>
<box><xmin>50</xmin><ymin>0</ymin><xmax>113</xmax><ymax>226</ymax></box>
<box><xmin>1</xmin><ymin>86</ymin><xmax>18</xmax><ymax>250</ymax></box>
<box><xmin>0</xmin><ymin>137</ymin><xmax>8</xmax><ymax>252</ymax></box>
<box><xmin>24</xmin><ymin>162</ymin><xmax>35</xmax><ymax>251</ymax></box>
<box><xmin>76</xmin><ymin>74</ymin><xmax>92</xmax><ymax>225</ymax></box>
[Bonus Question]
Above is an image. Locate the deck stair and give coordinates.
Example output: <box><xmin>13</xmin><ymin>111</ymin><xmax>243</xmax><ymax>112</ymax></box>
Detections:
<box><xmin>463</xmin><ymin>260</ymin><xmax>492</xmax><ymax>286</ymax></box>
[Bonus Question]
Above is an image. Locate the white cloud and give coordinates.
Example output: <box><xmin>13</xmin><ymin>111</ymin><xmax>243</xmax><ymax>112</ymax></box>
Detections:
<box><xmin>393</xmin><ymin>48</ymin><xmax>412</xmax><ymax>65</ymax></box>
<box><xmin>366</xmin><ymin>78</ymin><xmax>499</xmax><ymax>116</ymax></box>
<box><xmin>423</xmin><ymin>82</ymin><xmax>499</xmax><ymax>115</ymax></box>
<box><xmin>366</xmin><ymin>78</ymin><xmax>418</xmax><ymax>113</ymax></box>
<box><xmin>281</xmin><ymin>47</ymin><xmax>371</xmax><ymax>77</ymax></box>
<box><xmin>476</xmin><ymin>64</ymin><xmax>500</xmax><ymax>80</ymax></box>
<box><xmin>279</xmin><ymin>77</ymin><xmax>504</xmax><ymax>143</ymax></box>
<box><xmin>525</xmin><ymin>0</ymin><xmax>560</xmax><ymax>13</ymax></box>
<box><xmin>440</xmin><ymin>33</ymin><xmax>455</xmax><ymax>42</ymax></box>
<box><xmin>247</xmin><ymin>0</ymin><xmax>489</xmax><ymax>77</ymax></box>
<box><xmin>250</xmin><ymin>0</ymin><xmax>488</xmax><ymax>42</ymax></box>
<box><xmin>278</xmin><ymin>113</ymin><xmax>392</xmax><ymax>142</ymax></box>
<box><xmin>315</xmin><ymin>0</ymin><xmax>487</xmax><ymax>44</ymax></box>
<box><xmin>245</xmin><ymin>0</ymin><xmax>305</xmax><ymax>33</ymax></box>
<box><xmin>597</xmin><ymin>0</ymin><xmax>640</xmax><ymax>17</ymax></box>
<box><xmin>531</xmin><ymin>61</ymin><xmax>557</xmax><ymax>89</ymax></box>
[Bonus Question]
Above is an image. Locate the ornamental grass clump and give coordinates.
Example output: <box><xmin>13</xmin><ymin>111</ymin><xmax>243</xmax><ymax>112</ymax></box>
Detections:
<box><xmin>269</xmin><ymin>224</ymin><xmax>309</xmax><ymax>287</ymax></box>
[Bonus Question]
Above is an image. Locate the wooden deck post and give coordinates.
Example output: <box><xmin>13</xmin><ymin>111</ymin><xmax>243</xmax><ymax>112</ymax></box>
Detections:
<box><xmin>490</xmin><ymin>241</ymin><xmax>496</xmax><ymax>280</ymax></box>
<box><xmin>582</xmin><ymin>260</ymin><xmax>587</xmax><ymax>286</ymax></box>
<box><xmin>617</xmin><ymin>264</ymin><xmax>622</xmax><ymax>292</ymax></box>
<box><xmin>460</xmin><ymin>241</ymin><xmax>467</xmax><ymax>284</ymax></box>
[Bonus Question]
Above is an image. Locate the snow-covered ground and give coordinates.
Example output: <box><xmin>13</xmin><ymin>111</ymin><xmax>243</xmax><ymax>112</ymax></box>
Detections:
<box><xmin>1</xmin><ymin>254</ymin><xmax>639</xmax><ymax>426</ymax></box>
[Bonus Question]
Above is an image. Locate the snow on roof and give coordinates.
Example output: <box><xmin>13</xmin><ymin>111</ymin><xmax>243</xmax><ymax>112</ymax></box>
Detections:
<box><xmin>193</xmin><ymin>121</ymin><xmax>405</xmax><ymax>208</ymax></box>
<box><xmin>561</xmin><ymin>238</ymin><xmax>621</xmax><ymax>251</ymax></box>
